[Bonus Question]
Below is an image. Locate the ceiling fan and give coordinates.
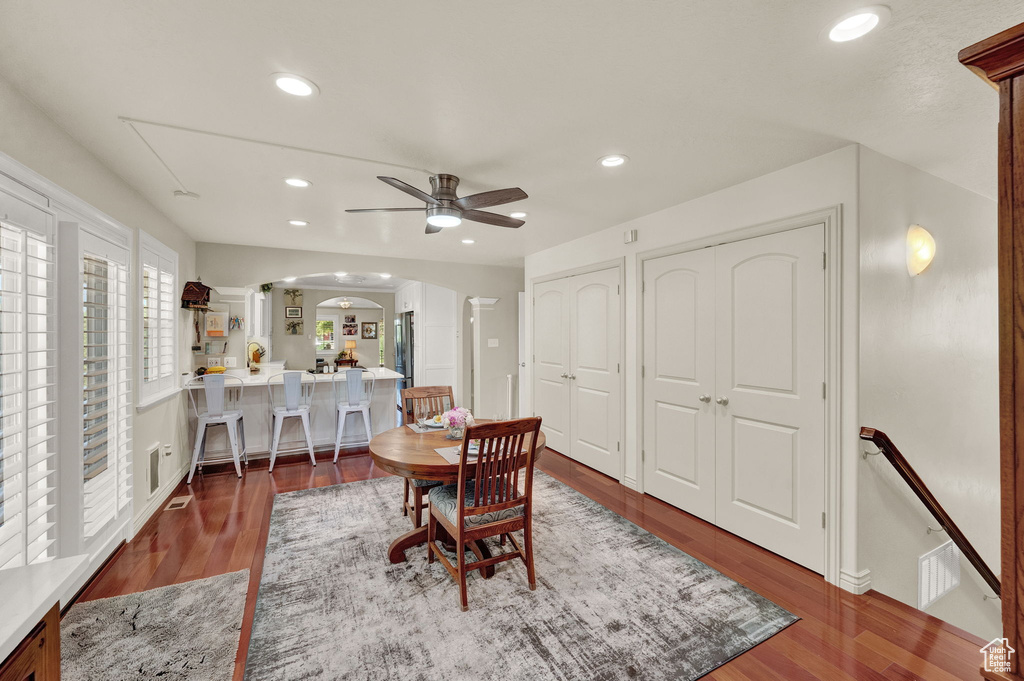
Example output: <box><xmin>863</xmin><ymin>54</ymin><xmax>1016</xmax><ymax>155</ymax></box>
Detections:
<box><xmin>346</xmin><ymin>174</ymin><xmax>527</xmax><ymax>234</ymax></box>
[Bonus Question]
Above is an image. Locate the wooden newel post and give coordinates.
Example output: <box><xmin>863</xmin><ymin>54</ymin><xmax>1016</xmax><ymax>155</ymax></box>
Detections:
<box><xmin>960</xmin><ymin>22</ymin><xmax>1024</xmax><ymax>681</ymax></box>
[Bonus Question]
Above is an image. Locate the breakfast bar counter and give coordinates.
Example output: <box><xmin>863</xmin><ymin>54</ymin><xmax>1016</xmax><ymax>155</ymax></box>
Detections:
<box><xmin>185</xmin><ymin>366</ymin><xmax>403</xmax><ymax>461</ymax></box>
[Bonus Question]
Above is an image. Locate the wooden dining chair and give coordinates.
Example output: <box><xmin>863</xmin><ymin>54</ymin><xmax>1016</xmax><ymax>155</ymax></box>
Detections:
<box><xmin>427</xmin><ymin>417</ymin><xmax>543</xmax><ymax>611</ymax></box>
<box><xmin>400</xmin><ymin>386</ymin><xmax>455</xmax><ymax>526</ymax></box>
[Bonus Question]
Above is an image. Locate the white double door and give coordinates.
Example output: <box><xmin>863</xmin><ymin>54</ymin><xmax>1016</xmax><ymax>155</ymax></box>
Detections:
<box><xmin>642</xmin><ymin>225</ymin><xmax>826</xmax><ymax>573</ymax></box>
<box><xmin>533</xmin><ymin>267</ymin><xmax>621</xmax><ymax>479</ymax></box>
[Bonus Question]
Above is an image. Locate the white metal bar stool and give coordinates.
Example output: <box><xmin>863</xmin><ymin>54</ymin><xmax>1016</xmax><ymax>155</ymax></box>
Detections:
<box><xmin>333</xmin><ymin>368</ymin><xmax>375</xmax><ymax>462</ymax></box>
<box><xmin>186</xmin><ymin>374</ymin><xmax>247</xmax><ymax>483</ymax></box>
<box><xmin>267</xmin><ymin>371</ymin><xmax>316</xmax><ymax>472</ymax></box>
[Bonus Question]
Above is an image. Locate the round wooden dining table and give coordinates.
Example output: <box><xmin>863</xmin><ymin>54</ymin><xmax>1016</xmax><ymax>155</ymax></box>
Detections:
<box><xmin>369</xmin><ymin>421</ymin><xmax>546</xmax><ymax>569</ymax></box>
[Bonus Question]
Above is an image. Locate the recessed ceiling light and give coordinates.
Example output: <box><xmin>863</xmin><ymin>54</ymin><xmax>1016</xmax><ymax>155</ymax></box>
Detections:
<box><xmin>509</xmin><ymin>211</ymin><xmax>527</xmax><ymax>219</ymax></box>
<box><xmin>334</xmin><ymin>271</ymin><xmax>348</xmax><ymax>277</ymax></box>
<box><xmin>288</xmin><ymin>220</ymin><xmax>309</xmax><ymax>227</ymax></box>
<box><xmin>599</xmin><ymin>155</ymin><xmax>628</xmax><ymax>167</ymax></box>
<box><xmin>462</xmin><ymin>239</ymin><xmax>475</xmax><ymax>244</ymax></box>
<box><xmin>379</xmin><ymin>273</ymin><xmax>392</xmax><ymax>279</ymax></box>
<box><xmin>285</xmin><ymin>178</ymin><xmax>311</xmax><ymax>188</ymax></box>
<box><xmin>283</xmin><ymin>276</ymin><xmax>297</xmax><ymax>283</ymax></box>
<box><xmin>273</xmin><ymin>73</ymin><xmax>319</xmax><ymax>97</ymax></box>
<box><xmin>827</xmin><ymin>6</ymin><xmax>890</xmax><ymax>42</ymax></box>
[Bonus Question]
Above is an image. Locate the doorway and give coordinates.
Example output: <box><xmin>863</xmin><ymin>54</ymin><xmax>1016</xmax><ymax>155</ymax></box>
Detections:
<box><xmin>395</xmin><ymin>311</ymin><xmax>414</xmax><ymax>393</ymax></box>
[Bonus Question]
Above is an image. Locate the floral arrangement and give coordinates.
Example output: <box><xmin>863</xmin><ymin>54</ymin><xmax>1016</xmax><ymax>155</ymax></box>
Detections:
<box><xmin>441</xmin><ymin>407</ymin><xmax>475</xmax><ymax>430</ymax></box>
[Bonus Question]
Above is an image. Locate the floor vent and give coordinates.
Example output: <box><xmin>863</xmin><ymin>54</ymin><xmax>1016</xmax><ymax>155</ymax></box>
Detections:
<box><xmin>165</xmin><ymin>495</ymin><xmax>192</xmax><ymax>511</ymax></box>
<box><xmin>919</xmin><ymin>539</ymin><xmax>960</xmax><ymax>610</ymax></box>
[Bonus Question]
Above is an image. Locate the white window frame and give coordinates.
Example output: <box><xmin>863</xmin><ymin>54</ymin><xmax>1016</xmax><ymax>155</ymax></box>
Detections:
<box><xmin>137</xmin><ymin>233</ymin><xmax>178</xmax><ymax>408</ymax></box>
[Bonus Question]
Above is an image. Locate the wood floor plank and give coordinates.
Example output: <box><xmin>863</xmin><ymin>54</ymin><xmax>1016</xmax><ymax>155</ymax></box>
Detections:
<box><xmin>77</xmin><ymin>448</ymin><xmax>988</xmax><ymax>680</ymax></box>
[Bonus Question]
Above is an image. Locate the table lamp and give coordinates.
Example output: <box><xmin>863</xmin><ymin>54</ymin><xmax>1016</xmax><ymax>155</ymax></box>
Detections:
<box><xmin>345</xmin><ymin>339</ymin><xmax>357</xmax><ymax>361</ymax></box>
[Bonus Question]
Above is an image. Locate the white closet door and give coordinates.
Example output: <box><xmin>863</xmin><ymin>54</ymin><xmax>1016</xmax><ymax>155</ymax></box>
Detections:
<box><xmin>569</xmin><ymin>268</ymin><xmax>621</xmax><ymax>478</ymax></box>
<box><xmin>642</xmin><ymin>248</ymin><xmax>717</xmax><ymax>522</ymax></box>
<box><xmin>714</xmin><ymin>224</ymin><xmax>826</xmax><ymax>573</ymax></box>
<box><xmin>533</xmin><ymin>278</ymin><xmax>570</xmax><ymax>454</ymax></box>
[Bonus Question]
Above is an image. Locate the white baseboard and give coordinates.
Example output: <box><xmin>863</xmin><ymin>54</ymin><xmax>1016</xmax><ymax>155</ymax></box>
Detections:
<box><xmin>132</xmin><ymin>461</ymin><xmax>189</xmax><ymax>536</ymax></box>
<box><xmin>839</xmin><ymin>568</ymin><xmax>872</xmax><ymax>595</ymax></box>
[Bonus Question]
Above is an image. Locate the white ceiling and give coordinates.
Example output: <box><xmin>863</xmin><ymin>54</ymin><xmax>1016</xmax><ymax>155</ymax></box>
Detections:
<box><xmin>0</xmin><ymin>1</ymin><xmax>1016</xmax><ymax>267</ymax></box>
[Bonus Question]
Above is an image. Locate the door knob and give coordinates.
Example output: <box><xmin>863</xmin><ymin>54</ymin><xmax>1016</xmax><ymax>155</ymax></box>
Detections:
<box><xmin>698</xmin><ymin>394</ymin><xmax>711</xmax><ymax>403</ymax></box>
<box><xmin>519</xmin><ymin>362</ymin><xmax>526</xmax><ymax>367</ymax></box>
<box><xmin>569</xmin><ymin>374</ymin><xmax>577</xmax><ymax>380</ymax></box>
<box><xmin>716</xmin><ymin>396</ymin><xmax>729</xmax><ymax>406</ymax></box>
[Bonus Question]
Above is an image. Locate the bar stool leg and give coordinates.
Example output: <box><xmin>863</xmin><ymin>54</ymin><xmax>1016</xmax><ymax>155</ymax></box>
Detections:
<box><xmin>187</xmin><ymin>422</ymin><xmax>205</xmax><ymax>484</ymax></box>
<box><xmin>301</xmin><ymin>411</ymin><xmax>316</xmax><ymax>466</ymax></box>
<box><xmin>360</xmin><ymin>406</ymin><xmax>372</xmax><ymax>444</ymax></box>
<box><xmin>270</xmin><ymin>413</ymin><xmax>285</xmax><ymax>473</ymax></box>
<box><xmin>334</xmin><ymin>407</ymin><xmax>345</xmax><ymax>463</ymax></box>
<box><xmin>226</xmin><ymin>420</ymin><xmax>242</xmax><ymax>478</ymax></box>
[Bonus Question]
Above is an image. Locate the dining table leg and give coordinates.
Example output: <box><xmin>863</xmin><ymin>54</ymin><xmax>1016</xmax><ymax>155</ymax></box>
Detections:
<box><xmin>387</xmin><ymin>525</ymin><xmax>495</xmax><ymax>578</ymax></box>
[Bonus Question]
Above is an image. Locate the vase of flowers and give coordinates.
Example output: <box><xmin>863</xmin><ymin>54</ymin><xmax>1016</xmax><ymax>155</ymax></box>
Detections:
<box><xmin>441</xmin><ymin>407</ymin><xmax>474</xmax><ymax>440</ymax></box>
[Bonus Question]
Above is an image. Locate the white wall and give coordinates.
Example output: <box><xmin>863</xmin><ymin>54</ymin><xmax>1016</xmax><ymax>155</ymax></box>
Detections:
<box><xmin>525</xmin><ymin>145</ymin><xmax>862</xmax><ymax>587</ymax></box>
<box><xmin>858</xmin><ymin>147</ymin><xmax>1000</xmax><ymax>638</ymax></box>
<box><xmin>0</xmin><ymin>73</ymin><xmax>197</xmax><ymax>536</ymax></box>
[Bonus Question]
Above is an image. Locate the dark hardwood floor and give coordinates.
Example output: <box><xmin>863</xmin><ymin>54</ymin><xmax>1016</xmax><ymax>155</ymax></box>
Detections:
<box><xmin>79</xmin><ymin>449</ymin><xmax>988</xmax><ymax>680</ymax></box>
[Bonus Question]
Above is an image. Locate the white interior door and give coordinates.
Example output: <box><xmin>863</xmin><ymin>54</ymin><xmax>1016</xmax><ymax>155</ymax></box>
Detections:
<box><xmin>714</xmin><ymin>224</ymin><xmax>826</xmax><ymax>573</ymax></box>
<box><xmin>518</xmin><ymin>291</ymin><xmax>526</xmax><ymax>418</ymax></box>
<box><xmin>569</xmin><ymin>268</ymin><xmax>621</xmax><ymax>478</ymax></box>
<box><xmin>533</xmin><ymin>279</ymin><xmax>570</xmax><ymax>454</ymax></box>
<box><xmin>642</xmin><ymin>248</ymin><xmax>717</xmax><ymax>522</ymax></box>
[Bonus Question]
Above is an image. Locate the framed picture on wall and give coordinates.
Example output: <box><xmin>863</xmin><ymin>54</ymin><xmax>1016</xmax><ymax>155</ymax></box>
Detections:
<box><xmin>285</xmin><ymin>306</ymin><xmax>302</xmax><ymax>318</ymax></box>
<box><xmin>361</xmin><ymin>322</ymin><xmax>378</xmax><ymax>339</ymax></box>
<box><xmin>285</xmin><ymin>320</ymin><xmax>303</xmax><ymax>335</ymax></box>
<box><xmin>344</xmin><ymin>314</ymin><xmax>356</xmax><ymax>324</ymax></box>
<box><xmin>342</xmin><ymin>323</ymin><xmax>358</xmax><ymax>336</ymax></box>
<box><xmin>205</xmin><ymin>311</ymin><xmax>228</xmax><ymax>337</ymax></box>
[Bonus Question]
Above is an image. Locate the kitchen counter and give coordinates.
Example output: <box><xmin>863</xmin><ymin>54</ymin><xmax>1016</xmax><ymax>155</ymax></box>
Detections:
<box><xmin>185</xmin><ymin>366</ymin><xmax>403</xmax><ymax>460</ymax></box>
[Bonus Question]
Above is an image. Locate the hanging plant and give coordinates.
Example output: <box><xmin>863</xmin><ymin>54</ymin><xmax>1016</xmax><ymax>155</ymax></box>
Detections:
<box><xmin>260</xmin><ymin>282</ymin><xmax>273</xmax><ymax>293</ymax></box>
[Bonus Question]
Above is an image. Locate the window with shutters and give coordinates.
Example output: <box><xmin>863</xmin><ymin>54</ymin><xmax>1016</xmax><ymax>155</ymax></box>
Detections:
<box><xmin>81</xmin><ymin>243</ymin><xmax>131</xmax><ymax>538</ymax></box>
<box><xmin>0</xmin><ymin>208</ymin><xmax>57</xmax><ymax>569</ymax></box>
<box><xmin>139</xmin><ymin>234</ymin><xmax>177</xmax><ymax>405</ymax></box>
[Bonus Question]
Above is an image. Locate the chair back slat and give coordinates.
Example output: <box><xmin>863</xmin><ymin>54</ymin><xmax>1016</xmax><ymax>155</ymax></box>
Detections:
<box><xmin>186</xmin><ymin>374</ymin><xmax>244</xmax><ymax>419</ymax></box>
<box><xmin>458</xmin><ymin>418</ymin><xmax>542</xmax><ymax>522</ymax></box>
<box><xmin>266</xmin><ymin>371</ymin><xmax>313</xmax><ymax>411</ymax></box>
<box><xmin>334</xmin><ymin>369</ymin><xmax>375</xmax><ymax>407</ymax></box>
<box><xmin>401</xmin><ymin>386</ymin><xmax>454</xmax><ymax>423</ymax></box>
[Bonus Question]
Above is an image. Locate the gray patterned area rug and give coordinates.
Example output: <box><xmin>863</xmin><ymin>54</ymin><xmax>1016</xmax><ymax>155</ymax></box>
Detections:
<box><xmin>62</xmin><ymin>570</ymin><xmax>249</xmax><ymax>680</ymax></box>
<box><xmin>245</xmin><ymin>474</ymin><xmax>797</xmax><ymax>680</ymax></box>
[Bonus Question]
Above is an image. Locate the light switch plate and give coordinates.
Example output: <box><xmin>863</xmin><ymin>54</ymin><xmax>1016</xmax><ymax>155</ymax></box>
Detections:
<box><xmin>488</xmin><ymin>338</ymin><xmax>499</xmax><ymax>348</ymax></box>
<box><xmin>207</xmin><ymin>357</ymin><xmax>222</xmax><ymax>367</ymax></box>
<box><xmin>224</xmin><ymin>357</ymin><xmax>237</xmax><ymax>367</ymax></box>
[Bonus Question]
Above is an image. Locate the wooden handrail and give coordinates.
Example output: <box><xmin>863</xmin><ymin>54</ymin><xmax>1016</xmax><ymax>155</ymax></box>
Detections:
<box><xmin>860</xmin><ymin>427</ymin><xmax>1001</xmax><ymax>597</ymax></box>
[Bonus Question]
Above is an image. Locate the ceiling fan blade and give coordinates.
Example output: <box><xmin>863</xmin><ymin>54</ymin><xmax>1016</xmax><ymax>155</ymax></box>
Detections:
<box><xmin>378</xmin><ymin>176</ymin><xmax>440</xmax><ymax>205</ymax></box>
<box><xmin>453</xmin><ymin>187</ymin><xmax>528</xmax><ymax>211</ymax></box>
<box><xmin>345</xmin><ymin>208</ymin><xmax>424</xmax><ymax>213</ymax></box>
<box><xmin>462</xmin><ymin>210</ymin><xmax>524</xmax><ymax>228</ymax></box>
<box><xmin>425</xmin><ymin>223</ymin><xmax>444</xmax><ymax>235</ymax></box>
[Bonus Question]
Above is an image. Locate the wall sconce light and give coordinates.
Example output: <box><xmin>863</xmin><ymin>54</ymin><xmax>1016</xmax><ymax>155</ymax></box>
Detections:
<box><xmin>906</xmin><ymin>224</ymin><xmax>936</xmax><ymax>276</ymax></box>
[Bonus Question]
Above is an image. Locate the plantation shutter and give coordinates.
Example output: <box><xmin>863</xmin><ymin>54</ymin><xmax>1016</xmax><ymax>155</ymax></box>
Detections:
<box><xmin>0</xmin><ymin>193</ymin><xmax>57</xmax><ymax>569</ymax></box>
<box><xmin>140</xmin><ymin>235</ymin><xmax>176</xmax><ymax>401</ymax></box>
<box><xmin>80</xmin><ymin>232</ymin><xmax>131</xmax><ymax>538</ymax></box>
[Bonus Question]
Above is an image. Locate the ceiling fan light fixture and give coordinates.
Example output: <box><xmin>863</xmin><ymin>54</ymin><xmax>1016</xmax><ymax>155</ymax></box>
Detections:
<box><xmin>426</xmin><ymin>206</ymin><xmax>463</xmax><ymax>228</ymax></box>
<box><xmin>510</xmin><ymin>211</ymin><xmax>527</xmax><ymax>219</ymax></box>
<box><xmin>599</xmin><ymin>154</ymin><xmax>628</xmax><ymax>167</ymax></box>
<box><xmin>273</xmin><ymin>73</ymin><xmax>319</xmax><ymax>97</ymax></box>
<box><xmin>827</xmin><ymin>6</ymin><xmax>890</xmax><ymax>42</ymax></box>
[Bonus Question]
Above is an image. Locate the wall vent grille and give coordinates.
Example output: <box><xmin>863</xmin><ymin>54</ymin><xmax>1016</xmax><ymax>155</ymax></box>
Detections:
<box><xmin>919</xmin><ymin>539</ymin><xmax>960</xmax><ymax>610</ymax></box>
<box><xmin>149</xmin><ymin>447</ymin><xmax>160</xmax><ymax>496</ymax></box>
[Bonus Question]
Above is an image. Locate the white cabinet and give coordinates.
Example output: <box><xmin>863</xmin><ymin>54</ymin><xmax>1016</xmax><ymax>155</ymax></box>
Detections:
<box><xmin>641</xmin><ymin>224</ymin><xmax>826</xmax><ymax>573</ymax></box>
<box><xmin>532</xmin><ymin>267</ymin><xmax>622</xmax><ymax>479</ymax></box>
